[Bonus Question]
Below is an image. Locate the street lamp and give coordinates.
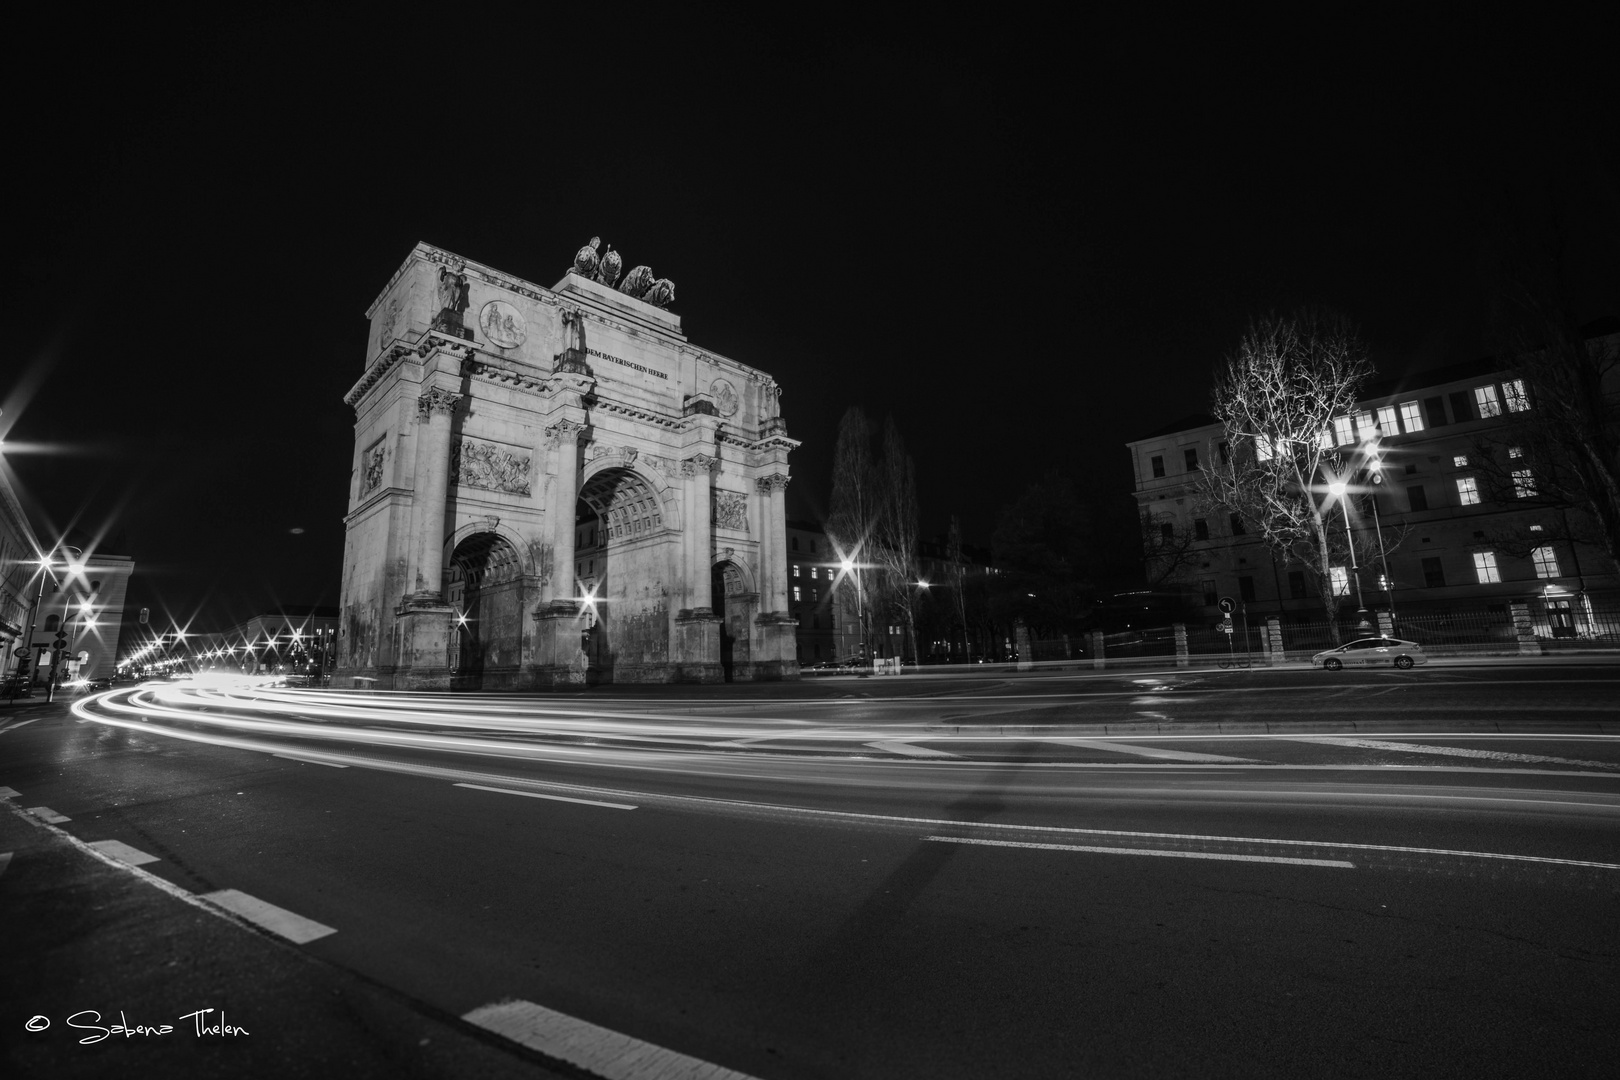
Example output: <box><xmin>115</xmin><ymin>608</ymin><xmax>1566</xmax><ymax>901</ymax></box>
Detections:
<box><xmin>1326</xmin><ymin>480</ymin><xmax>1373</xmax><ymax>635</ymax></box>
<box><xmin>1360</xmin><ymin>437</ymin><xmax>1396</xmax><ymax>630</ymax></box>
<box><xmin>839</xmin><ymin>554</ymin><xmax>866</xmax><ymax>663</ymax></box>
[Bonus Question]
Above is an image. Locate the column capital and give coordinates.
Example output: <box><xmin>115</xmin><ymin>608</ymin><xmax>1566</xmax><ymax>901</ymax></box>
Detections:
<box><xmin>681</xmin><ymin>453</ymin><xmax>720</xmax><ymax>478</ymax></box>
<box><xmin>417</xmin><ymin>387</ymin><xmax>463</xmax><ymax>419</ymax></box>
<box><xmin>755</xmin><ymin>473</ymin><xmax>791</xmax><ymax>493</ymax></box>
<box><xmin>544</xmin><ymin>419</ymin><xmax>586</xmax><ymax>449</ymax></box>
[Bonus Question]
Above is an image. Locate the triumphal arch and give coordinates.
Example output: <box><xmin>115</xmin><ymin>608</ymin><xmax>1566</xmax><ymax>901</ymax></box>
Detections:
<box><xmin>334</xmin><ymin>240</ymin><xmax>799</xmax><ymax>689</ymax></box>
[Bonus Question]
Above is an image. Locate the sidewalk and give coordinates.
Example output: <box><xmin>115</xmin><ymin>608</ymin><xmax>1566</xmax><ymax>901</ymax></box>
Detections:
<box><xmin>0</xmin><ymin>705</ymin><xmax>572</xmax><ymax>1079</ymax></box>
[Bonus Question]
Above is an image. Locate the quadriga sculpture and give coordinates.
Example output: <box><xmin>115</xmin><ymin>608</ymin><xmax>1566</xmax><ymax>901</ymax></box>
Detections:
<box><xmin>620</xmin><ymin>265</ymin><xmax>654</xmax><ymax>299</ymax></box>
<box><xmin>597</xmin><ymin>246</ymin><xmax>622</xmax><ymax>288</ymax></box>
<box><xmin>572</xmin><ymin>237</ymin><xmax>601</xmax><ymax>277</ymax></box>
<box><xmin>643</xmin><ymin>278</ymin><xmax>675</xmax><ymax>308</ymax></box>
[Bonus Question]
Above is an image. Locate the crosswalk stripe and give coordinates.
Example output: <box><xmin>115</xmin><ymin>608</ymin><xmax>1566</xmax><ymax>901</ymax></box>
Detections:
<box><xmin>1296</xmin><ymin>737</ymin><xmax>1620</xmax><ymax>769</ymax></box>
<box><xmin>88</xmin><ymin>840</ymin><xmax>161</xmax><ymax>866</ymax></box>
<box><xmin>927</xmin><ymin>835</ymin><xmax>1357</xmax><ymax>868</ymax></box>
<box><xmin>25</xmin><ymin>806</ymin><xmax>70</xmax><ymax>823</ymax></box>
<box><xmin>1039</xmin><ymin>738</ymin><xmax>1255</xmax><ymax>763</ymax></box>
<box><xmin>463</xmin><ymin>998</ymin><xmax>762</xmax><ymax>1080</ymax></box>
<box><xmin>199</xmin><ymin>889</ymin><xmax>336</xmax><ymax>944</ymax></box>
<box><xmin>865</xmin><ymin>740</ymin><xmax>959</xmax><ymax>758</ymax></box>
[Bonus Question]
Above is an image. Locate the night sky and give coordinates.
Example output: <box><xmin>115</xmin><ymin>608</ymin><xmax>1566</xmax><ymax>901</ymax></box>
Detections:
<box><xmin>3</xmin><ymin>14</ymin><xmax>1613</xmax><ymax>633</ymax></box>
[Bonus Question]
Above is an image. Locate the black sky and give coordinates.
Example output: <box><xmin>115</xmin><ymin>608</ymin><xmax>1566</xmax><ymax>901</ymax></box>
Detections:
<box><xmin>3</xmin><ymin>13</ymin><xmax>1614</xmax><ymax>632</ymax></box>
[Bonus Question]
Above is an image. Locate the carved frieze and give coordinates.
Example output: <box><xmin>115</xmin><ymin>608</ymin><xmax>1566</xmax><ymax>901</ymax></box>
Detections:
<box><xmin>451</xmin><ymin>438</ymin><xmax>533</xmax><ymax>496</ymax></box>
<box><xmin>417</xmin><ymin>387</ymin><xmax>463</xmax><ymax>419</ymax></box>
<box><xmin>361</xmin><ymin>438</ymin><xmax>387</xmax><ymax>496</ymax></box>
<box><xmin>713</xmin><ymin>490</ymin><xmax>749</xmax><ymax>533</ymax></box>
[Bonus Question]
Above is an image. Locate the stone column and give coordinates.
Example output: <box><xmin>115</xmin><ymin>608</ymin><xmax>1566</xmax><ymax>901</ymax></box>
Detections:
<box><xmin>757</xmin><ymin>473</ymin><xmax>790</xmax><ymax>614</ymax></box>
<box><xmin>1376</xmin><ymin>610</ymin><xmax>1395</xmax><ymax>637</ymax></box>
<box><xmin>1266</xmin><ymin>618</ymin><xmax>1285</xmax><ymax>663</ymax></box>
<box><xmin>682</xmin><ymin>454</ymin><xmax>717</xmax><ymax>614</ymax></box>
<box><xmin>544</xmin><ymin>418</ymin><xmax>585</xmax><ymax>611</ymax></box>
<box><xmin>409</xmin><ymin>387</ymin><xmax>461</xmax><ymax>602</ymax></box>
<box><xmin>1090</xmin><ymin>629</ymin><xmax>1106</xmax><ymax>670</ymax></box>
<box><xmin>1015</xmin><ymin>620</ymin><xmax>1032</xmax><ymax>671</ymax></box>
<box><xmin>1174</xmin><ymin>622</ymin><xmax>1189</xmax><ymax>667</ymax></box>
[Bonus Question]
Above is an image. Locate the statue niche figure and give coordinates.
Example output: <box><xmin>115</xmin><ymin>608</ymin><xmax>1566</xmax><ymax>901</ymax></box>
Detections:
<box><xmin>433</xmin><ymin>262</ymin><xmax>472</xmax><ymax>338</ymax></box>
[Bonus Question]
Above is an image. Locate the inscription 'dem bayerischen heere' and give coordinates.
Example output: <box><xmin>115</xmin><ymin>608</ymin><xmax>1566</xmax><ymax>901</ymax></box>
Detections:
<box><xmin>586</xmin><ymin>347</ymin><xmax>669</xmax><ymax>380</ymax></box>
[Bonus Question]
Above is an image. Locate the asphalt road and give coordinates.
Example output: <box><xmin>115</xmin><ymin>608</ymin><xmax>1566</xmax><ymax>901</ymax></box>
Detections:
<box><xmin>4</xmin><ymin>660</ymin><xmax>1618</xmax><ymax>1078</ymax></box>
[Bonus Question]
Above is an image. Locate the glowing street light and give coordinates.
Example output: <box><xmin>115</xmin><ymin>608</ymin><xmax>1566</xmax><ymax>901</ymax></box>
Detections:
<box><xmin>1326</xmin><ymin>479</ymin><xmax>1372</xmax><ymax>634</ymax></box>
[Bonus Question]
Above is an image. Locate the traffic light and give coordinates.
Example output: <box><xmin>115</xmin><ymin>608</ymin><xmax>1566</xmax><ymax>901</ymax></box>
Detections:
<box><xmin>52</xmin><ymin>631</ymin><xmax>68</xmax><ymax>652</ymax></box>
<box><xmin>139</xmin><ymin>607</ymin><xmax>149</xmax><ymax>625</ymax></box>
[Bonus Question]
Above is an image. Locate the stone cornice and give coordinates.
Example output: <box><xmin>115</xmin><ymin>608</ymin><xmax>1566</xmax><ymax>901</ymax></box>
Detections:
<box><xmin>344</xmin><ymin>485</ymin><xmax>412</xmax><ymax>525</ymax></box>
<box><xmin>367</xmin><ymin>242</ymin><xmax>560</xmax><ymax>320</ymax></box>
<box><xmin>345</xmin><ymin>332</ymin><xmax>479</xmax><ymax>409</ymax></box>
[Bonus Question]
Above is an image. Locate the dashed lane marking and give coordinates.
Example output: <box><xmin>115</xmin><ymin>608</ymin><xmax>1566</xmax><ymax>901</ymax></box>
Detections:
<box><xmin>87</xmin><ymin>840</ymin><xmax>161</xmax><ymax>866</ymax></box>
<box><xmin>272</xmin><ymin>753</ymin><xmax>349</xmax><ymax>768</ymax></box>
<box><xmin>0</xmin><ymin>786</ymin><xmax>19</xmax><ymax>799</ymax></box>
<box><xmin>463</xmin><ymin>998</ymin><xmax>762</xmax><ymax>1080</ymax></box>
<box><xmin>927</xmin><ymin>835</ymin><xmax>1357</xmax><ymax>868</ymax></box>
<box><xmin>865</xmin><ymin>740</ymin><xmax>960</xmax><ymax>758</ymax></box>
<box><xmin>453</xmin><ymin>783</ymin><xmax>637</xmax><ymax>810</ymax></box>
<box><xmin>25</xmin><ymin>806</ymin><xmax>70</xmax><ymax>823</ymax></box>
<box><xmin>0</xmin><ymin>718</ymin><xmax>42</xmax><ymax>734</ymax></box>
<box><xmin>1296</xmin><ymin>736</ymin><xmax>1620</xmax><ymax>769</ymax></box>
<box><xmin>198</xmin><ymin>889</ymin><xmax>336</xmax><ymax>944</ymax></box>
<box><xmin>1037</xmin><ymin>738</ymin><xmax>1255</xmax><ymax>763</ymax></box>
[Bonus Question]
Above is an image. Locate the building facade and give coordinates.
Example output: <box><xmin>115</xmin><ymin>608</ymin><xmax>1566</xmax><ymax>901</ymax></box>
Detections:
<box><xmin>336</xmin><ymin>242</ymin><xmax>799</xmax><ymax>689</ymax></box>
<box><xmin>1129</xmin><ymin>338</ymin><xmax>1620</xmax><ymax>636</ymax></box>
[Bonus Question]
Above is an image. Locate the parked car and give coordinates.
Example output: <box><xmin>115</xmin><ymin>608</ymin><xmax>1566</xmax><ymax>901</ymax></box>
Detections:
<box><xmin>1312</xmin><ymin>637</ymin><xmax>1428</xmax><ymax>671</ymax></box>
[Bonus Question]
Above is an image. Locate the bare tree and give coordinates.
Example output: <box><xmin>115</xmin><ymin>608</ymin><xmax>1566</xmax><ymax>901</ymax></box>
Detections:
<box><xmin>1139</xmin><ymin>510</ymin><xmax>1202</xmax><ymax>592</ymax></box>
<box><xmin>827</xmin><ymin>407</ymin><xmax>879</xmax><ymax>656</ymax></box>
<box><xmin>1199</xmin><ymin>310</ymin><xmax>1374</xmax><ymax>643</ymax></box>
<box><xmin>874</xmin><ymin>417</ymin><xmax>920</xmax><ymax>661</ymax></box>
<box><xmin>945</xmin><ymin>515</ymin><xmax>971</xmax><ymax>660</ymax></box>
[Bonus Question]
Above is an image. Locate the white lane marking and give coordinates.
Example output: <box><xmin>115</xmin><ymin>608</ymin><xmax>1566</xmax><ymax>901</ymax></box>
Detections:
<box><xmin>272</xmin><ymin>754</ymin><xmax>349</xmax><ymax>768</ymax></box>
<box><xmin>198</xmin><ymin>889</ymin><xmax>336</xmax><ymax>944</ymax></box>
<box><xmin>1040</xmin><ymin>738</ymin><xmax>1255</xmax><ymax>763</ymax></box>
<box><xmin>0</xmin><ymin>851</ymin><xmax>10</xmax><ymax>878</ymax></box>
<box><xmin>0</xmin><ymin>786</ymin><xmax>19</xmax><ymax>799</ymax></box>
<box><xmin>927</xmin><ymin>835</ymin><xmax>1357</xmax><ymax>868</ymax></box>
<box><xmin>87</xmin><ymin>839</ymin><xmax>161</xmax><ymax>866</ymax></box>
<box><xmin>865</xmin><ymin>740</ymin><xmax>960</xmax><ymax>758</ymax></box>
<box><xmin>463</xmin><ymin>998</ymin><xmax>762</xmax><ymax>1080</ymax></box>
<box><xmin>453</xmin><ymin>783</ymin><xmax>637</xmax><ymax>810</ymax></box>
<box><xmin>0</xmin><ymin>718</ymin><xmax>42</xmax><ymax>734</ymax></box>
<box><xmin>1296</xmin><ymin>736</ymin><xmax>1620</xmax><ymax>769</ymax></box>
<box><xmin>25</xmin><ymin>806</ymin><xmax>70</xmax><ymax>823</ymax></box>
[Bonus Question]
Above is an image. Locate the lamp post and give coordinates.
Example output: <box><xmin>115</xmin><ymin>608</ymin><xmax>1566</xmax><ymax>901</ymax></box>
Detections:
<box><xmin>840</xmin><ymin>555</ymin><xmax>866</xmax><ymax>664</ymax></box>
<box><xmin>1326</xmin><ymin>480</ymin><xmax>1373</xmax><ymax>635</ymax></box>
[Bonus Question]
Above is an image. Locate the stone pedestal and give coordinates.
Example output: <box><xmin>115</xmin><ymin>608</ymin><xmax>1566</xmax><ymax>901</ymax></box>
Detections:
<box><xmin>673</xmin><ymin>611</ymin><xmax>723</xmax><ymax>683</ymax></box>
<box><xmin>1174</xmin><ymin>622</ymin><xmax>1189</xmax><ymax>667</ymax></box>
<box><xmin>530</xmin><ymin>601</ymin><xmax>590</xmax><ymax>686</ymax></box>
<box><xmin>395</xmin><ymin>603</ymin><xmax>456</xmax><ymax>690</ymax></box>
<box><xmin>748</xmin><ymin>612</ymin><xmax>800</xmax><ymax>681</ymax></box>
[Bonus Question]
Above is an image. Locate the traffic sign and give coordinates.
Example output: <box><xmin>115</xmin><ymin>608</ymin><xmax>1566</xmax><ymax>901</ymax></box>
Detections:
<box><xmin>11</xmin><ymin>646</ymin><xmax>27</xmax><ymax>658</ymax></box>
<box><xmin>1220</xmin><ymin>623</ymin><xmax>1233</xmax><ymax>634</ymax></box>
<box><xmin>1218</xmin><ymin>597</ymin><xmax>1235</xmax><ymax>614</ymax></box>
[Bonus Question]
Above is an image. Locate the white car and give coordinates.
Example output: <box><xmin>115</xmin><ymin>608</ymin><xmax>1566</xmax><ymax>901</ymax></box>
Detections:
<box><xmin>1312</xmin><ymin>636</ymin><xmax>1427</xmax><ymax>671</ymax></box>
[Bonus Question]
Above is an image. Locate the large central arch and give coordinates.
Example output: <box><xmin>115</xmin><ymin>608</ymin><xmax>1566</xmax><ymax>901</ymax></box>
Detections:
<box><xmin>447</xmin><ymin>530</ymin><xmax>526</xmax><ymax>690</ymax></box>
<box><xmin>575</xmin><ymin>465</ymin><xmax>677</xmax><ymax>682</ymax></box>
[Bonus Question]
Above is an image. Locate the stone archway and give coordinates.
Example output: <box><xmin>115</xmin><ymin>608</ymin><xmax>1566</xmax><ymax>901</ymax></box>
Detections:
<box><xmin>711</xmin><ymin>559</ymin><xmax>757</xmax><ymax>682</ymax></box>
<box><xmin>446</xmin><ymin>531</ymin><xmax>525</xmax><ymax>690</ymax></box>
<box><xmin>575</xmin><ymin>466</ymin><xmax>674</xmax><ymax>683</ymax></box>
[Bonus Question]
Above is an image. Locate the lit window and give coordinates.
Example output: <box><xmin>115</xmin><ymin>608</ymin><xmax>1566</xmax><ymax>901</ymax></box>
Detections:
<box><xmin>1356</xmin><ymin>412</ymin><xmax>1378</xmax><ymax>441</ymax></box>
<box><xmin>1255</xmin><ymin>436</ymin><xmax>1275</xmax><ymax>462</ymax></box>
<box><xmin>1503</xmin><ymin>379</ymin><xmax>1530</xmax><ymax>412</ymax></box>
<box><xmin>810</xmin><ymin>567</ymin><xmax>818</xmax><ymax>579</ymax></box>
<box><xmin>1452</xmin><ymin>455</ymin><xmax>1468</xmax><ymax>468</ymax></box>
<box><xmin>1474</xmin><ymin>385</ymin><xmax>1502</xmax><ymax>418</ymax></box>
<box><xmin>1532</xmin><ymin>546</ymin><xmax>1559</xmax><ymax>579</ymax></box>
<box><xmin>1333</xmin><ymin>417</ymin><xmax>1354</xmax><ymax>445</ymax></box>
<box><xmin>793</xmin><ymin>586</ymin><xmax>802</xmax><ymax>602</ymax></box>
<box><xmin>1456</xmin><ymin>477</ymin><xmax>1480</xmax><ymax>505</ymax></box>
<box><xmin>1529</xmin><ymin>524</ymin><xmax>1543</xmax><ymax>532</ymax></box>
<box><xmin>1330</xmin><ymin>566</ymin><xmax>1350</xmax><ymax>596</ymax></box>
<box><xmin>1318</xmin><ymin>428</ymin><xmax>1334</xmax><ymax>451</ymax></box>
<box><xmin>793</xmin><ymin>565</ymin><xmax>800</xmax><ymax>577</ymax></box>
<box><xmin>1376</xmin><ymin>407</ymin><xmax>1400</xmax><ymax>436</ymax></box>
<box><xmin>1472</xmin><ymin>551</ymin><xmax>1501</xmax><ymax>583</ymax></box>
<box><xmin>1508</xmin><ymin>446</ymin><xmax>1524</xmax><ymax>459</ymax></box>
<box><xmin>1399</xmin><ymin>401</ymin><xmax>1424</xmax><ymax>432</ymax></box>
<box><xmin>1513</xmin><ymin>469</ymin><xmax>1536</xmax><ymax>498</ymax></box>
